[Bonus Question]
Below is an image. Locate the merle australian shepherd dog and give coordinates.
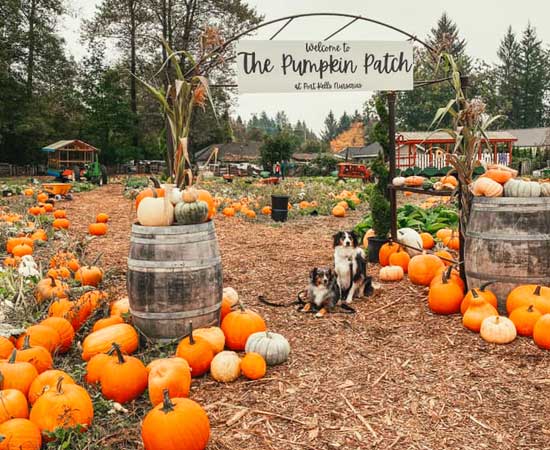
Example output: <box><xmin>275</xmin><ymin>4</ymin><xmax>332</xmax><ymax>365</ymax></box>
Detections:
<box><xmin>333</xmin><ymin>231</ymin><xmax>373</xmax><ymax>304</ymax></box>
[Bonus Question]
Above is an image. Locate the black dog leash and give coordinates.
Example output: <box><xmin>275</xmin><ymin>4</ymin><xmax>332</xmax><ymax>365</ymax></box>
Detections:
<box><xmin>257</xmin><ymin>291</ymin><xmax>307</xmax><ymax>308</ymax></box>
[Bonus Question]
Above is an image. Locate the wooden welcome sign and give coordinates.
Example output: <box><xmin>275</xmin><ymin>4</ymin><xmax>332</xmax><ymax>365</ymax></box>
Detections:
<box><xmin>236</xmin><ymin>40</ymin><xmax>414</xmax><ymax>93</ymax></box>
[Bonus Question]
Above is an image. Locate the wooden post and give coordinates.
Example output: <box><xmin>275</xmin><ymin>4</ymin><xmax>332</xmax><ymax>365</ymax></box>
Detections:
<box><xmin>387</xmin><ymin>91</ymin><xmax>397</xmax><ymax>241</ymax></box>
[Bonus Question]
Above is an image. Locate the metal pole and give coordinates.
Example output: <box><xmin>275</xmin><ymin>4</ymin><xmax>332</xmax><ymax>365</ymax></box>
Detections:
<box><xmin>387</xmin><ymin>91</ymin><xmax>397</xmax><ymax>241</ymax></box>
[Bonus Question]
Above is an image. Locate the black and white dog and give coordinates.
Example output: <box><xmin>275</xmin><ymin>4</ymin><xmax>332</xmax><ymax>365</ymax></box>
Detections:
<box><xmin>333</xmin><ymin>231</ymin><xmax>372</xmax><ymax>304</ymax></box>
<box><xmin>302</xmin><ymin>268</ymin><xmax>339</xmax><ymax>318</ymax></box>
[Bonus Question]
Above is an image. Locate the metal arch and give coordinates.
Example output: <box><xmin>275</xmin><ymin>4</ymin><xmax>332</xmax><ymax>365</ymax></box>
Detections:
<box><xmin>185</xmin><ymin>12</ymin><xmax>436</xmax><ymax>77</ymax></box>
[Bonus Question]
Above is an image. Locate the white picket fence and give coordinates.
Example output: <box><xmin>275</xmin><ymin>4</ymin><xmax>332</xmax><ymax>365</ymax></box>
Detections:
<box><xmin>397</xmin><ymin>152</ymin><xmax>511</xmax><ymax>169</ymax></box>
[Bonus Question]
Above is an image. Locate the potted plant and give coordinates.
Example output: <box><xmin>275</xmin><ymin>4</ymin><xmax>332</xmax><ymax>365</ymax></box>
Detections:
<box><xmin>366</xmin><ymin>153</ymin><xmax>391</xmax><ymax>262</ymax></box>
<box><xmin>127</xmin><ymin>35</ymin><xmax>224</xmax><ymax>340</ymax></box>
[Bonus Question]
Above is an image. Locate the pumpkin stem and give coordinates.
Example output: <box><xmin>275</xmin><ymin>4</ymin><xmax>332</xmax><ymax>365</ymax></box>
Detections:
<box><xmin>150</xmin><ymin>177</ymin><xmax>162</xmax><ymax>189</ymax></box>
<box><xmin>49</xmin><ymin>275</ymin><xmax>57</xmax><ymax>287</ymax></box>
<box><xmin>480</xmin><ymin>281</ymin><xmax>495</xmax><ymax>292</ymax></box>
<box><xmin>55</xmin><ymin>376</ymin><xmax>64</xmax><ymax>394</ymax></box>
<box><xmin>90</xmin><ymin>252</ymin><xmax>103</xmax><ymax>268</ymax></box>
<box><xmin>442</xmin><ymin>265</ymin><xmax>453</xmax><ymax>284</ymax></box>
<box><xmin>22</xmin><ymin>335</ymin><xmax>31</xmax><ymax>350</ymax></box>
<box><xmin>8</xmin><ymin>349</ymin><xmax>16</xmax><ymax>364</ymax></box>
<box><xmin>534</xmin><ymin>286</ymin><xmax>542</xmax><ymax>296</ymax></box>
<box><xmin>150</xmin><ymin>188</ymin><xmax>158</xmax><ymax>199</ymax></box>
<box><xmin>0</xmin><ymin>372</ymin><xmax>4</xmax><ymax>390</ymax></box>
<box><xmin>188</xmin><ymin>322</ymin><xmax>195</xmax><ymax>345</ymax></box>
<box><xmin>494</xmin><ymin>316</ymin><xmax>500</xmax><ymax>324</ymax></box>
<box><xmin>161</xmin><ymin>389</ymin><xmax>175</xmax><ymax>413</ymax></box>
<box><xmin>0</xmin><ymin>435</ymin><xmax>4</xmax><ymax>443</ymax></box>
<box><xmin>471</xmin><ymin>289</ymin><xmax>480</xmax><ymax>299</ymax></box>
<box><xmin>238</xmin><ymin>301</ymin><xmax>245</xmax><ymax>313</ymax></box>
<box><xmin>111</xmin><ymin>343</ymin><xmax>125</xmax><ymax>364</ymax></box>
<box><xmin>527</xmin><ymin>305</ymin><xmax>535</xmax><ymax>313</ymax></box>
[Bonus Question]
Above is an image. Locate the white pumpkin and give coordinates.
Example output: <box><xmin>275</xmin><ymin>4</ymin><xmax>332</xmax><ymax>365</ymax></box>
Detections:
<box><xmin>504</xmin><ymin>179</ymin><xmax>541</xmax><ymax>197</ymax></box>
<box><xmin>245</xmin><ymin>331</ymin><xmax>290</xmax><ymax>366</ymax></box>
<box><xmin>137</xmin><ymin>187</ymin><xmax>174</xmax><ymax>226</ymax></box>
<box><xmin>168</xmin><ymin>187</ymin><xmax>183</xmax><ymax>205</ymax></box>
<box><xmin>540</xmin><ymin>182</ymin><xmax>550</xmax><ymax>197</ymax></box>
<box><xmin>396</xmin><ymin>228</ymin><xmax>423</xmax><ymax>256</ymax></box>
<box><xmin>480</xmin><ymin>316</ymin><xmax>516</xmax><ymax>344</ymax></box>
<box><xmin>392</xmin><ymin>176</ymin><xmax>406</xmax><ymax>187</ymax></box>
<box><xmin>223</xmin><ymin>287</ymin><xmax>239</xmax><ymax>306</ymax></box>
<box><xmin>210</xmin><ymin>351</ymin><xmax>241</xmax><ymax>382</ymax></box>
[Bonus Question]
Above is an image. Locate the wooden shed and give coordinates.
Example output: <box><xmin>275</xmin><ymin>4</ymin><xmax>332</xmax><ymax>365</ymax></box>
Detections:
<box><xmin>41</xmin><ymin>140</ymin><xmax>99</xmax><ymax>177</ymax></box>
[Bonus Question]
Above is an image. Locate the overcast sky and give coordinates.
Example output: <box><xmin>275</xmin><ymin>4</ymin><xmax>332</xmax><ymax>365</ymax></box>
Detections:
<box><xmin>61</xmin><ymin>0</ymin><xmax>550</xmax><ymax>132</ymax></box>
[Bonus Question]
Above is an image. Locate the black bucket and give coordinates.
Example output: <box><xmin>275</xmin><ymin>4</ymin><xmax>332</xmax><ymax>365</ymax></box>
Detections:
<box><xmin>367</xmin><ymin>236</ymin><xmax>389</xmax><ymax>263</ymax></box>
<box><xmin>271</xmin><ymin>195</ymin><xmax>289</xmax><ymax>222</ymax></box>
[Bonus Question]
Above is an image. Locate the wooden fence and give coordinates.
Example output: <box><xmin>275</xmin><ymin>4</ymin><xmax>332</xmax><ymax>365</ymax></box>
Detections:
<box><xmin>400</xmin><ymin>152</ymin><xmax>511</xmax><ymax>170</ymax></box>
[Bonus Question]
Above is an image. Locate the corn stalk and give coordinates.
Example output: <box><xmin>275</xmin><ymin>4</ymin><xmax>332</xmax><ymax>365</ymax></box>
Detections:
<box><xmin>429</xmin><ymin>53</ymin><xmax>503</xmax><ymax>232</ymax></box>
<box><xmin>134</xmin><ymin>40</ymin><xmax>216</xmax><ymax>188</ymax></box>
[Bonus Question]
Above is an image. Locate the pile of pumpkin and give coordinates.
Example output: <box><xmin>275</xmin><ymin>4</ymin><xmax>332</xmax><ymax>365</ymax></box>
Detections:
<box><xmin>220</xmin><ymin>198</ymin><xmax>260</xmax><ymax>219</ymax></box>
<box><xmin>135</xmin><ymin>182</ymin><xmax>216</xmax><ymax>227</ymax></box>
<box><xmin>0</xmin><ymin>276</ymin><xmax>290</xmax><ymax>449</ymax></box>
<box><xmin>470</xmin><ymin>165</ymin><xmax>550</xmax><ymax>198</ymax></box>
<box><xmin>376</xmin><ymin>238</ymin><xmax>550</xmax><ymax>348</ymax></box>
<box><xmin>331</xmin><ymin>190</ymin><xmax>361</xmax><ymax>218</ymax></box>
<box><xmin>392</xmin><ymin>174</ymin><xmax>458</xmax><ymax>192</ymax></box>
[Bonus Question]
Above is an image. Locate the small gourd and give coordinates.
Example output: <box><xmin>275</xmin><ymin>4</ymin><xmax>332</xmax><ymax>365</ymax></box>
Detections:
<box><xmin>181</xmin><ymin>188</ymin><xmax>198</xmax><ymax>203</ymax></box>
<box><xmin>174</xmin><ymin>200</ymin><xmax>209</xmax><ymax>225</ymax></box>
<box><xmin>210</xmin><ymin>351</ymin><xmax>241</xmax><ymax>382</ymax></box>
<box><xmin>392</xmin><ymin>176</ymin><xmax>406</xmax><ymax>187</ymax></box>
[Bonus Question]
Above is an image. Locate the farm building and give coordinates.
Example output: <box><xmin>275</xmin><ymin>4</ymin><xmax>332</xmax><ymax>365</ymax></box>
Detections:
<box><xmin>395</xmin><ymin>131</ymin><xmax>517</xmax><ymax>169</ymax></box>
<box><xmin>334</xmin><ymin>142</ymin><xmax>383</xmax><ymax>163</ymax></box>
<box><xmin>195</xmin><ymin>142</ymin><xmax>262</xmax><ymax>164</ymax></box>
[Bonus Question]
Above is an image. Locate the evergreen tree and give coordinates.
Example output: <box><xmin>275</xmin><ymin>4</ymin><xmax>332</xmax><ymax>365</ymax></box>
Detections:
<box><xmin>427</xmin><ymin>12</ymin><xmax>470</xmax><ymax>72</ymax></box>
<box><xmin>321</xmin><ymin>110</ymin><xmax>339</xmax><ymax>142</ymax></box>
<box><xmin>337</xmin><ymin>111</ymin><xmax>352</xmax><ymax>134</ymax></box>
<box><xmin>516</xmin><ymin>24</ymin><xmax>547</xmax><ymax>128</ymax></box>
<box><xmin>351</xmin><ymin>109</ymin><xmax>363</xmax><ymax>123</ymax></box>
<box><xmin>496</xmin><ymin>26</ymin><xmax>522</xmax><ymax>126</ymax></box>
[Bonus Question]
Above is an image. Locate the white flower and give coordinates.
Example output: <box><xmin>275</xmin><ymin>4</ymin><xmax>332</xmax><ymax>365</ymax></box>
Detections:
<box><xmin>18</xmin><ymin>255</ymin><xmax>40</xmax><ymax>278</ymax></box>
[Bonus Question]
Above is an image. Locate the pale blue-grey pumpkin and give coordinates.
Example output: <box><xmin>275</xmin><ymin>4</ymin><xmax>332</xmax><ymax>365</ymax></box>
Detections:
<box><xmin>245</xmin><ymin>331</ymin><xmax>290</xmax><ymax>366</ymax></box>
<box><xmin>174</xmin><ymin>200</ymin><xmax>209</xmax><ymax>225</ymax></box>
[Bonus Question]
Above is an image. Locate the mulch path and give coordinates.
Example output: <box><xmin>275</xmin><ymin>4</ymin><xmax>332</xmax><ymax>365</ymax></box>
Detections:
<box><xmin>62</xmin><ymin>184</ymin><xmax>549</xmax><ymax>450</ymax></box>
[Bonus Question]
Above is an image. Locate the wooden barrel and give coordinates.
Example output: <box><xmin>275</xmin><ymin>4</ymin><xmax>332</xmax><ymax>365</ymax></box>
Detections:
<box><xmin>465</xmin><ymin>197</ymin><xmax>550</xmax><ymax>312</ymax></box>
<box><xmin>127</xmin><ymin>221</ymin><xmax>223</xmax><ymax>340</ymax></box>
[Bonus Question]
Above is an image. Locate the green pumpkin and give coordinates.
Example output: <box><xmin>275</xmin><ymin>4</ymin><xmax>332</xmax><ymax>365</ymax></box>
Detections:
<box><xmin>422</xmin><ymin>180</ymin><xmax>433</xmax><ymax>190</ymax></box>
<box><xmin>174</xmin><ymin>200</ymin><xmax>209</xmax><ymax>225</ymax></box>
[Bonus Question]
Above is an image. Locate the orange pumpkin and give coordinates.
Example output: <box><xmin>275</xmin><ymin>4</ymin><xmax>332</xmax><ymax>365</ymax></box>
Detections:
<box><xmin>0</xmin><ymin>419</ymin><xmax>42</xmax><ymax>450</ymax></box>
<box><xmin>92</xmin><ymin>315</ymin><xmax>124</xmax><ymax>332</ymax></box>
<box><xmin>463</xmin><ymin>297</ymin><xmax>498</xmax><ymax>333</ymax></box>
<box><xmin>404</xmin><ymin>176</ymin><xmax>425</xmax><ymax>187</ymax></box>
<box><xmin>36</xmin><ymin>193</ymin><xmax>48</xmax><ymax>203</ymax></box>
<box><xmin>261</xmin><ymin>206</ymin><xmax>272</xmax><ymax>215</ymax></box>
<box><xmin>196</xmin><ymin>190</ymin><xmax>216</xmax><ymax>220</ymax></box>
<box><xmin>435</xmin><ymin>228</ymin><xmax>453</xmax><ymax>242</ymax></box>
<box><xmin>471</xmin><ymin>177</ymin><xmax>503</xmax><ymax>197</ymax></box>
<box><xmin>221</xmin><ymin>304</ymin><xmax>267</xmax><ymax>351</ymax></box>
<box><xmin>460</xmin><ymin>283</ymin><xmax>498</xmax><ymax>315</ymax></box>
<box><xmin>175</xmin><ymin>324</ymin><xmax>214</xmax><ymax>378</ymax></box>
<box><xmin>378</xmin><ymin>242</ymin><xmax>400</xmax><ymax>267</ymax></box>
<box><xmin>96</xmin><ymin>213</ymin><xmax>109</xmax><ymax>223</ymax></box>
<box><xmin>434</xmin><ymin>250</ymin><xmax>454</xmax><ymax>266</ymax></box>
<box><xmin>52</xmin><ymin>218</ymin><xmax>70</xmax><ymax>230</ymax></box>
<box><xmin>16</xmin><ymin>325</ymin><xmax>60</xmax><ymax>354</ymax></box>
<box><xmin>81</xmin><ymin>324</ymin><xmax>139</xmax><ymax>361</ymax></box>
<box><xmin>506</xmin><ymin>285</ymin><xmax>550</xmax><ymax>315</ymax></box>
<box><xmin>12</xmin><ymin>244</ymin><xmax>32</xmax><ymax>258</ymax></box>
<box><xmin>443</xmin><ymin>232</ymin><xmax>460</xmax><ymax>251</ymax></box>
<box><xmin>430</xmin><ymin>266</ymin><xmax>465</xmax><ymax>292</ymax></box>
<box><xmin>222</xmin><ymin>207</ymin><xmax>235</xmax><ymax>217</ymax></box>
<box><xmin>147</xmin><ymin>357</ymin><xmax>191</xmax><ymax>406</ymax></box>
<box><xmin>27</xmin><ymin>370</ymin><xmax>76</xmax><ymax>405</ymax></box>
<box><xmin>88</xmin><ymin>223</ymin><xmax>108</xmax><ymax>236</ymax></box>
<box><xmin>53</xmin><ymin>210</ymin><xmax>67</xmax><ymax>219</ymax></box>
<box><xmin>484</xmin><ymin>169</ymin><xmax>513</xmax><ymax>184</ymax></box>
<box><xmin>533</xmin><ymin>314</ymin><xmax>550</xmax><ymax>350</ymax></box>
<box><xmin>509</xmin><ymin>305</ymin><xmax>542</xmax><ymax>337</ymax></box>
<box><xmin>440</xmin><ymin>175</ymin><xmax>458</xmax><ymax>187</ymax></box>
<box><xmin>331</xmin><ymin>205</ymin><xmax>346</xmax><ymax>217</ymax></box>
<box><xmin>428</xmin><ymin>270</ymin><xmax>464</xmax><ymax>315</ymax></box>
<box><xmin>240</xmin><ymin>352</ymin><xmax>267</xmax><ymax>380</ymax></box>
<box><xmin>388</xmin><ymin>248</ymin><xmax>410</xmax><ymax>273</ymax></box>
<box><xmin>135</xmin><ymin>187</ymin><xmax>165</xmax><ymax>209</ymax></box>
<box><xmin>39</xmin><ymin>317</ymin><xmax>74</xmax><ymax>353</ymax></box>
<box><xmin>408</xmin><ymin>254</ymin><xmax>445</xmax><ymax>286</ymax></box>
<box><xmin>420</xmin><ymin>232</ymin><xmax>435</xmax><ymax>249</ymax></box>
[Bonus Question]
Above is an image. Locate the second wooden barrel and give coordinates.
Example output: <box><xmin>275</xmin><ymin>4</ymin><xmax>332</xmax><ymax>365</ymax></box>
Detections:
<box><xmin>127</xmin><ymin>220</ymin><xmax>222</xmax><ymax>340</ymax></box>
<box><xmin>465</xmin><ymin>196</ymin><xmax>550</xmax><ymax>312</ymax></box>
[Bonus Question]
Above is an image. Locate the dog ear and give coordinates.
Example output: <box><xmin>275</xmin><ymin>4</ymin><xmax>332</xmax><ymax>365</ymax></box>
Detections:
<box><xmin>309</xmin><ymin>268</ymin><xmax>318</xmax><ymax>281</ymax></box>
<box><xmin>333</xmin><ymin>232</ymin><xmax>342</xmax><ymax>247</ymax></box>
<box><xmin>349</xmin><ymin>231</ymin><xmax>359</xmax><ymax>247</ymax></box>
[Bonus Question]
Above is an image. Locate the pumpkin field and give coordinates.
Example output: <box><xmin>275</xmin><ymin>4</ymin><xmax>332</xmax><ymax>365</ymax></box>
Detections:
<box><xmin>0</xmin><ymin>176</ymin><xmax>548</xmax><ymax>450</ymax></box>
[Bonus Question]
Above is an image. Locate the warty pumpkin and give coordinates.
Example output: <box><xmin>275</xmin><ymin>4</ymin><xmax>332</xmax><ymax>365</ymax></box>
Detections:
<box><xmin>479</xmin><ymin>316</ymin><xmax>516</xmax><ymax>344</ymax></box>
<box><xmin>240</xmin><ymin>352</ymin><xmax>267</xmax><ymax>380</ymax></box>
<box><xmin>81</xmin><ymin>323</ymin><xmax>139</xmax><ymax>361</ymax></box>
<box><xmin>30</xmin><ymin>377</ymin><xmax>93</xmax><ymax>434</ymax></box>
<box><xmin>175</xmin><ymin>323</ymin><xmax>214</xmax><ymax>378</ymax></box>
<box><xmin>509</xmin><ymin>304</ymin><xmax>542</xmax><ymax>337</ymax></box>
<box><xmin>0</xmin><ymin>419</ymin><xmax>41</xmax><ymax>450</ymax></box>
<box><xmin>210</xmin><ymin>351</ymin><xmax>241</xmax><ymax>383</ymax></box>
<box><xmin>221</xmin><ymin>304</ymin><xmax>267</xmax><ymax>351</ymax></box>
<box><xmin>99</xmin><ymin>343</ymin><xmax>148</xmax><ymax>404</ymax></box>
<box><xmin>27</xmin><ymin>370</ymin><xmax>75</xmax><ymax>405</ymax></box>
<box><xmin>147</xmin><ymin>358</ymin><xmax>191</xmax><ymax>406</ymax></box>
<box><xmin>141</xmin><ymin>389</ymin><xmax>210</xmax><ymax>450</ymax></box>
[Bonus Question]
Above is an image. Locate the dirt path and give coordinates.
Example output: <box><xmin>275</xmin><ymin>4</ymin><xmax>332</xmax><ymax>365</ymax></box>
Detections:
<box><xmin>63</xmin><ymin>184</ymin><xmax>549</xmax><ymax>450</ymax></box>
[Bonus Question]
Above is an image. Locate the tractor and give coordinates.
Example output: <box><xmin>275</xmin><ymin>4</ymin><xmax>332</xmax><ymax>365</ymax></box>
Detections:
<box><xmin>41</xmin><ymin>140</ymin><xmax>108</xmax><ymax>185</ymax></box>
